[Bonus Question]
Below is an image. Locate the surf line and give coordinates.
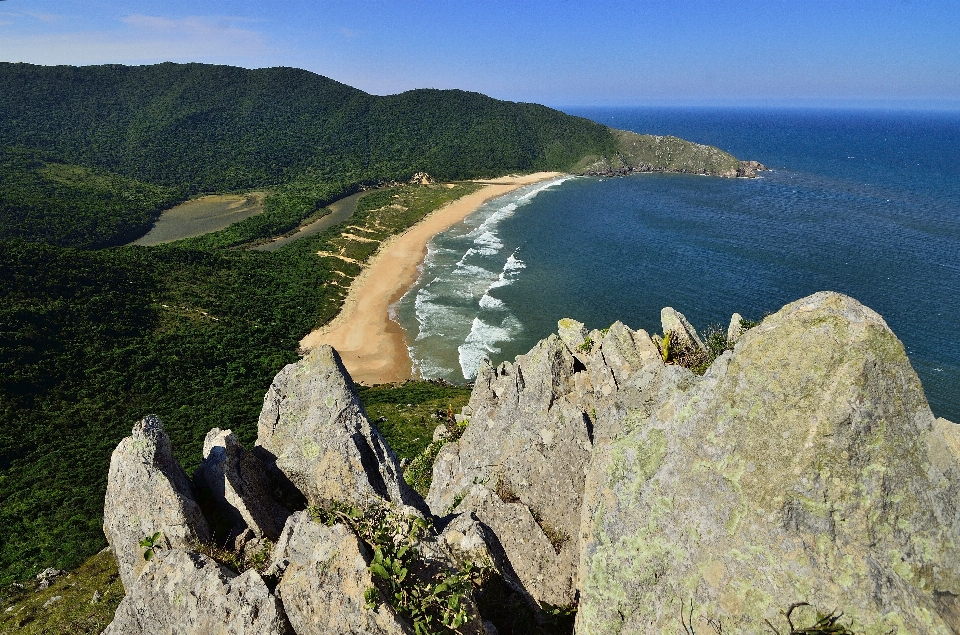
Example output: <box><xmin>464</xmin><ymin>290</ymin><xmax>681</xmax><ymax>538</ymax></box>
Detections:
<box><xmin>299</xmin><ymin>172</ymin><xmax>564</xmax><ymax>385</ymax></box>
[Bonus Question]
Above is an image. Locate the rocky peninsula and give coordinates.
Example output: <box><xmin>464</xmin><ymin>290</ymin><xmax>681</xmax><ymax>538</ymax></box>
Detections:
<box><xmin>95</xmin><ymin>291</ymin><xmax>959</xmax><ymax>634</ymax></box>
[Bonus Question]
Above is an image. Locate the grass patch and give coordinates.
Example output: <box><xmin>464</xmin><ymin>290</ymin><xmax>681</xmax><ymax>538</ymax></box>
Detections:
<box><xmin>356</xmin><ymin>380</ymin><xmax>472</xmax><ymax>461</ymax></box>
<box><xmin>0</xmin><ymin>549</ymin><xmax>123</xmax><ymax>635</ymax></box>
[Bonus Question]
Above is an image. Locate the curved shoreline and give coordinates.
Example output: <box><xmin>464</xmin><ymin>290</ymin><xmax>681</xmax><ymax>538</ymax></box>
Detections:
<box><xmin>299</xmin><ymin>172</ymin><xmax>564</xmax><ymax>384</ymax></box>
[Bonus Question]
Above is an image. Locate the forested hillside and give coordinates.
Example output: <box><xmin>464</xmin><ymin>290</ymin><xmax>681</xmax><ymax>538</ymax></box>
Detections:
<box><xmin>0</xmin><ymin>62</ymin><xmax>616</xmax><ymax>192</ymax></box>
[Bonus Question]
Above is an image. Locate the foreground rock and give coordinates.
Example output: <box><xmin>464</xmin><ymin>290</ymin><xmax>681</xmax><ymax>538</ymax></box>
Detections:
<box><xmin>255</xmin><ymin>345</ymin><xmax>426</xmax><ymax>514</ymax></box>
<box><xmin>427</xmin><ymin>318</ymin><xmax>663</xmax><ymax>608</ymax></box>
<box><xmin>104</xmin><ymin>549</ymin><xmax>290</xmax><ymax>635</ymax></box>
<box><xmin>269</xmin><ymin>512</ymin><xmax>410</xmax><ymax>635</ymax></box>
<box><xmin>103</xmin><ymin>414</ymin><xmax>211</xmax><ymax>590</ymax></box>
<box><xmin>576</xmin><ymin>292</ymin><xmax>960</xmax><ymax>635</ymax></box>
<box><xmin>195</xmin><ymin>428</ymin><xmax>290</xmax><ymax>543</ymax></box>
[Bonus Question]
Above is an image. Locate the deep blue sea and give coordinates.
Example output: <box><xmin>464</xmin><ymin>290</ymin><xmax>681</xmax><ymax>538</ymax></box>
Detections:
<box><xmin>395</xmin><ymin>108</ymin><xmax>960</xmax><ymax>422</ymax></box>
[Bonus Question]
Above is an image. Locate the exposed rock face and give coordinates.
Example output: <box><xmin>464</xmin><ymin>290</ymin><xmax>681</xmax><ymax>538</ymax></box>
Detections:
<box><xmin>104</xmin><ymin>549</ymin><xmax>290</xmax><ymax>635</ymax></box>
<box><xmin>103</xmin><ymin>415</ymin><xmax>211</xmax><ymax>590</ymax></box>
<box><xmin>576</xmin><ymin>292</ymin><xmax>960</xmax><ymax>635</ymax></box>
<box><xmin>255</xmin><ymin>345</ymin><xmax>426</xmax><ymax>514</ymax></box>
<box><xmin>427</xmin><ymin>319</ymin><xmax>663</xmax><ymax>607</ymax></box>
<box><xmin>195</xmin><ymin>428</ymin><xmax>290</xmax><ymax>542</ymax></box>
<box><xmin>269</xmin><ymin>511</ymin><xmax>411</xmax><ymax>635</ymax></box>
<box><xmin>727</xmin><ymin>311</ymin><xmax>745</xmax><ymax>345</ymax></box>
<box><xmin>660</xmin><ymin>306</ymin><xmax>705</xmax><ymax>351</ymax></box>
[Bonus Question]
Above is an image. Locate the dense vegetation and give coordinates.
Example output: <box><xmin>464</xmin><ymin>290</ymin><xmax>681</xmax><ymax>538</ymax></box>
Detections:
<box><xmin>0</xmin><ymin>62</ymin><xmax>617</xmax><ymax>192</ymax></box>
<box><xmin>0</xmin><ymin>147</ymin><xmax>182</xmax><ymax>248</ymax></box>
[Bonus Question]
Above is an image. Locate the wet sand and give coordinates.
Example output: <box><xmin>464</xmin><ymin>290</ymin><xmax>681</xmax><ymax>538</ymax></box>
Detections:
<box><xmin>300</xmin><ymin>172</ymin><xmax>564</xmax><ymax>384</ymax></box>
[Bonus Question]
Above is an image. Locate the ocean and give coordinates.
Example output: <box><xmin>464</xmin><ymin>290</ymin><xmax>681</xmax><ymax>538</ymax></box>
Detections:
<box><xmin>394</xmin><ymin>108</ymin><xmax>960</xmax><ymax>422</ymax></box>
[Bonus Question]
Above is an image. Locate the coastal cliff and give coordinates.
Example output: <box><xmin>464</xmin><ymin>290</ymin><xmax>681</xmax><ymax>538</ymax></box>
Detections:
<box><xmin>94</xmin><ymin>291</ymin><xmax>959</xmax><ymax>634</ymax></box>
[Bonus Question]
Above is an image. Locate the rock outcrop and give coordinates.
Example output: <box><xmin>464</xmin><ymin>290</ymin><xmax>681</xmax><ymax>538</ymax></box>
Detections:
<box><xmin>576</xmin><ymin>292</ymin><xmax>960</xmax><ymax>634</ymax></box>
<box><xmin>101</xmin><ymin>344</ymin><xmax>468</xmax><ymax>635</ymax></box>
<box><xmin>103</xmin><ymin>414</ymin><xmax>211</xmax><ymax>590</ymax></box>
<box><xmin>269</xmin><ymin>511</ymin><xmax>410</xmax><ymax>635</ymax></box>
<box><xmin>426</xmin><ymin>318</ymin><xmax>663</xmax><ymax>609</ymax></box>
<box><xmin>104</xmin><ymin>548</ymin><xmax>290</xmax><ymax>635</ymax></box>
<box><xmin>195</xmin><ymin>428</ymin><xmax>290</xmax><ymax>543</ymax></box>
<box><xmin>101</xmin><ymin>291</ymin><xmax>960</xmax><ymax>635</ymax></box>
<box><xmin>255</xmin><ymin>345</ymin><xmax>426</xmax><ymax>514</ymax></box>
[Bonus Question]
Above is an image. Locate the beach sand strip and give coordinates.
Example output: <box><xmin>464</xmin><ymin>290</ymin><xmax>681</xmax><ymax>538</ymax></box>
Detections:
<box><xmin>299</xmin><ymin>172</ymin><xmax>563</xmax><ymax>384</ymax></box>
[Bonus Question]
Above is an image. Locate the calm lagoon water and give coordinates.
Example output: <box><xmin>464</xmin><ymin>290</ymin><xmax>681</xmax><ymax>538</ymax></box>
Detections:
<box><xmin>394</xmin><ymin>108</ymin><xmax>960</xmax><ymax>422</ymax></box>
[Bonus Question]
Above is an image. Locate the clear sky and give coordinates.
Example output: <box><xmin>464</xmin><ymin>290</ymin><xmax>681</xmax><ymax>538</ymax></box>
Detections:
<box><xmin>1</xmin><ymin>0</ymin><xmax>959</xmax><ymax>108</ymax></box>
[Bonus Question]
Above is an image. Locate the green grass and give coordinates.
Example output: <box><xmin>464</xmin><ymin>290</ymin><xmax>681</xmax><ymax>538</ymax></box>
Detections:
<box><xmin>0</xmin><ymin>549</ymin><xmax>123</xmax><ymax>635</ymax></box>
<box><xmin>356</xmin><ymin>381</ymin><xmax>472</xmax><ymax>461</ymax></box>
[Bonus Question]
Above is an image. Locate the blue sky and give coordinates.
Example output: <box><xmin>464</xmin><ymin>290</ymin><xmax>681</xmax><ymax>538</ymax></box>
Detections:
<box><xmin>1</xmin><ymin>0</ymin><xmax>958</xmax><ymax>108</ymax></box>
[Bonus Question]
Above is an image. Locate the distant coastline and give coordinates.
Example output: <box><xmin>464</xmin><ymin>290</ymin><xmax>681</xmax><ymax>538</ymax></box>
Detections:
<box><xmin>299</xmin><ymin>172</ymin><xmax>563</xmax><ymax>384</ymax></box>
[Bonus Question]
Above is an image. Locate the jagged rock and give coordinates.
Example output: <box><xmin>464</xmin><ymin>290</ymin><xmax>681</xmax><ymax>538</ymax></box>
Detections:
<box><xmin>427</xmin><ymin>333</ymin><xmax>589</xmax><ymax>607</ymax></box>
<box><xmin>104</xmin><ymin>549</ymin><xmax>290</xmax><ymax>635</ymax></box>
<box><xmin>557</xmin><ymin>317</ymin><xmax>588</xmax><ymax>350</ymax></box>
<box><xmin>736</xmin><ymin>160</ymin><xmax>768</xmax><ymax>177</ymax></box>
<box><xmin>427</xmin><ymin>319</ymin><xmax>663</xmax><ymax>607</ymax></box>
<box><xmin>103</xmin><ymin>415</ymin><xmax>211</xmax><ymax>590</ymax></box>
<box><xmin>269</xmin><ymin>511</ymin><xmax>411</xmax><ymax>635</ymax></box>
<box><xmin>195</xmin><ymin>428</ymin><xmax>290</xmax><ymax>542</ymax></box>
<box><xmin>727</xmin><ymin>311</ymin><xmax>744</xmax><ymax>345</ymax></box>
<box><xmin>255</xmin><ymin>345</ymin><xmax>426</xmax><ymax>514</ymax></box>
<box><xmin>660</xmin><ymin>306</ymin><xmax>706</xmax><ymax>351</ymax></box>
<box><xmin>576</xmin><ymin>292</ymin><xmax>960</xmax><ymax>635</ymax></box>
<box><xmin>452</xmin><ymin>485</ymin><xmax>575</xmax><ymax>608</ymax></box>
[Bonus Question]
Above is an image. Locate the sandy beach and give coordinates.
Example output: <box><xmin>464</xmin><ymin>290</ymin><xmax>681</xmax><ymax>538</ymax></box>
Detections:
<box><xmin>300</xmin><ymin>172</ymin><xmax>564</xmax><ymax>384</ymax></box>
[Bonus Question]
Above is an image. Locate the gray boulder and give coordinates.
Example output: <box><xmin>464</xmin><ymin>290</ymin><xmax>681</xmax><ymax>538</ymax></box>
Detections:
<box><xmin>104</xmin><ymin>549</ymin><xmax>290</xmax><ymax>635</ymax></box>
<box><xmin>255</xmin><ymin>345</ymin><xmax>426</xmax><ymax>513</ymax></box>
<box><xmin>103</xmin><ymin>415</ymin><xmax>211</xmax><ymax>590</ymax></box>
<box><xmin>660</xmin><ymin>306</ymin><xmax>706</xmax><ymax>351</ymax></box>
<box><xmin>195</xmin><ymin>428</ymin><xmax>290</xmax><ymax>542</ymax></box>
<box><xmin>727</xmin><ymin>311</ymin><xmax>744</xmax><ymax>344</ymax></box>
<box><xmin>270</xmin><ymin>511</ymin><xmax>411</xmax><ymax>635</ymax></box>
<box><xmin>576</xmin><ymin>292</ymin><xmax>960</xmax><ymax>635</ymax></box>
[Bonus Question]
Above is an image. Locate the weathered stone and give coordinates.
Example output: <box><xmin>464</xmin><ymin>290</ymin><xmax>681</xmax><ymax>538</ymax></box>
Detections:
<box><xmin>660</xmin><ymin>306</ymin><xmax>706</xmax><ymax>351</ymax></box>
<box><xmin>270</xmin><ymin>511</ymin><xmax>411</xmax><ymax>635</ymax></box>
<box><xmin>255</xmin><ymin>345</ymin><xmax>426</xmax><ymax>513</ymax></box>
<box><xmin>727</xmin><ymin>311</ymin><xmax>744</xmax><ymax>344</ymax></box>
<box><xmin>577</xmin><ymin>292</ymin><xmax>960</xmax><ymax>635</ymax></box>
<box><xmin>104</xmin><ymin>549</ymin><xmax>290</xmax><ymax>635</ymax></box>
<box><xmin>195</xmin><ymin>428</ymin><xmax>289</xmax><ymax>542</ymax></box>
<box><xmin>557</xmin><ymin>317</ymin><xmax>588</xmax><ymax>350</ymax></box>
<box><xmin>454</xmin><ymin>485</ymin><xmax>575</xmax><ymax>608</ymax></box>
<box><xmin>428</xmin><ymin>319</ymin><xmax>664</xmax><ymax>608</ymax></box>
<box><xmin>103</xmin><ymin>415</ymin><xmax>211</xmax><ymax>590</ymax></box>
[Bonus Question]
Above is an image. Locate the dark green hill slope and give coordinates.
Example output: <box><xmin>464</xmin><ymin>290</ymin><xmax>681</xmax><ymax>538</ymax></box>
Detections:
<box><xmin>0</xmin><ymin>148</ymin><xmax>182</xmax><ymax>248</ymax></box>
<box><xmin>0</xmin><ymin>62</ymin><xmax>616</xmax><ymax>191</ymax></box>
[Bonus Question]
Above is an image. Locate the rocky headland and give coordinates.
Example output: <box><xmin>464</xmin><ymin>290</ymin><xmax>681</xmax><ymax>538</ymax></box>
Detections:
<box><xmin>575</xmin><ymin>128</ymin><xmax>767</xmax><ymax>178</ymax></box>
<box><xmin>99</xmin><ymin>291</ymin><xmax>959</xmax><ymax>634</ymax></box>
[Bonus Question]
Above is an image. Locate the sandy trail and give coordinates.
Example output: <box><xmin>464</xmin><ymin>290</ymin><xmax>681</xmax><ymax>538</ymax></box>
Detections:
<box><xmin>300</xmin><ymin>172</ymin><xmax>564</xmax><ymax>384</ymax></box>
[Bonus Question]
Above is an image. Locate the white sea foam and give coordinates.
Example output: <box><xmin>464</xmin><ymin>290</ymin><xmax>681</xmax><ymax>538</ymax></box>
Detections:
<box><xmin>457</xmin><ymin>318</ymin><xmax>507</xmax><ymax>380</ymax></box>
<box><xmin>479</xmin><ymin>294</ymin><xmax>504</xmax><ymax>309</ymax></box>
